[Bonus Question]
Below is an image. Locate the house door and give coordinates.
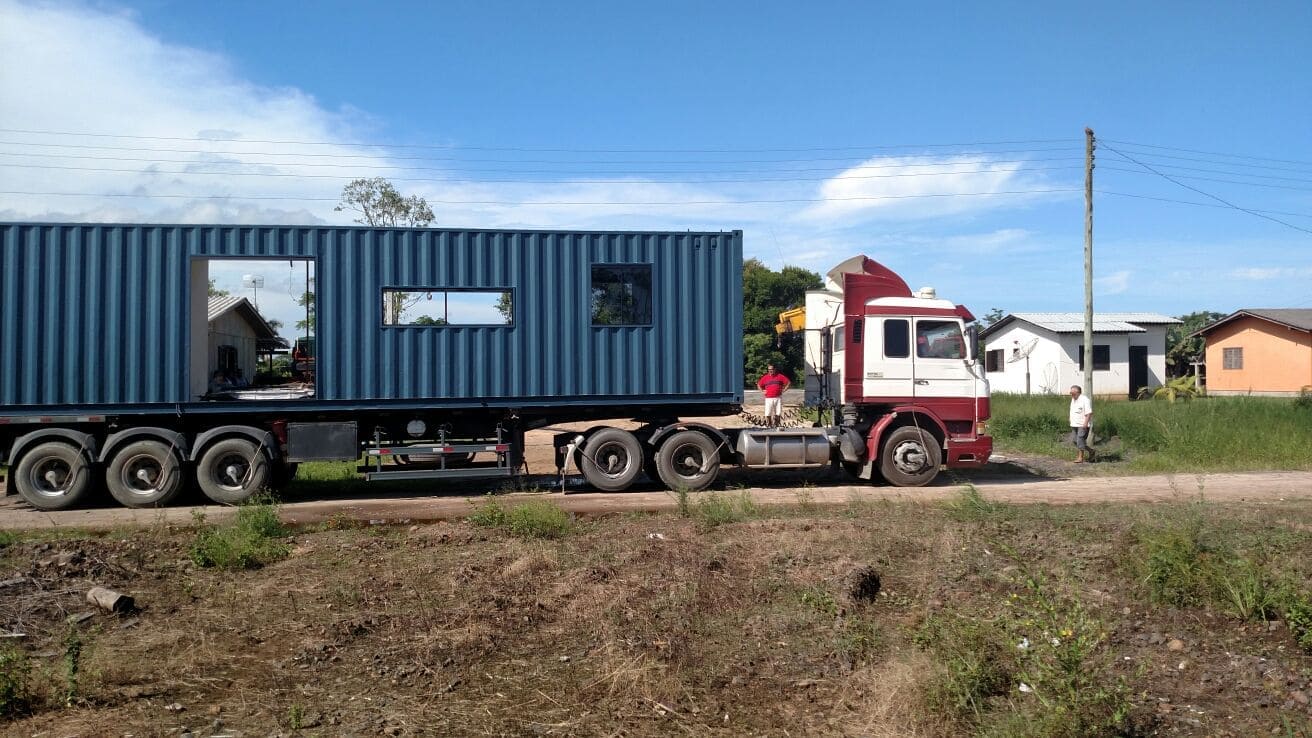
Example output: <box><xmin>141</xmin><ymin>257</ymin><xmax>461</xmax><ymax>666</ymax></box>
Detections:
<box><xmin>1129</xmin><ymin>345</ymin><xmax>1148</xmax><ymax>398</ymax></box>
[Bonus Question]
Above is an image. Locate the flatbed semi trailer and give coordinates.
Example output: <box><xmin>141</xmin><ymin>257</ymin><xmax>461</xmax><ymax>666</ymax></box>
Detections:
<box><xmin>0</xmin><ymin>223</ymin><xmax>991</xmax><ymax>510</ymax></box>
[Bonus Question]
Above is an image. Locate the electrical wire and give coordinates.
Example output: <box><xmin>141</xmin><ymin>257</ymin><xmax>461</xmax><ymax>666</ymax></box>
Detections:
<box><xmin>1095</xmin><ymin>190</ymin><xmax>1312</xmax><ymax>219</ymax></box>
<box><xmin>0</xmin><ymin>127</ymin><xmax>1078</xmax><ymax>154</ymax></box>
<box><xmin>1102</xmin><ymin>138</ymin><xmax>1312</xmax><ymax>168</ymax></box>
<box><xmin>1099</xmin><ymin>142</ymin><xmax>1312</xmax><ymax>236</ymax></box>
<box><xmin>0</xmin><ymin>161</ymin><xmax>1086</xmax><ymax>185</ymax></box>
<box><xmin>0</xmin><ymin>188</ymin><xmax>1081</xmax><ymax>205</ymax></box>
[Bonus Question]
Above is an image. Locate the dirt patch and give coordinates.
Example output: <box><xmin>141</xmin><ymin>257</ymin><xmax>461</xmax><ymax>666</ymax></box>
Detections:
<box><xmin>2</xmin><ymin>497</ymin><xmax>1311</xmax><ymax>736</ymax></box>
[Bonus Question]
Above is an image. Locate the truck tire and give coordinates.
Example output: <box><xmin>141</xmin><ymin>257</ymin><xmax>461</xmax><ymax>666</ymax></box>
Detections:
<box><xmin>655</xmin><ymin>430</ymin><xmax>720</xmax><ymax>492</ymax></box>
<box><xmin>196</xmin><ymin>438</ymin><xmax>269</xmax><ymax>505</ymax></box>
<box><xmin>879</xmin><ymin>426</ymin><xmax>942</xmax><ymax>487</ymax></box>
<box><xmin>579</xmin><ymin>428</ymin><xmax>643</xmax><ymax>491</ymax></box>
<box><xmin>105</xmin><ymin>440</ymin><xmax>184</xmax><ymax>508</ymax></box>
<box><xmin>13</xmin><ymin>441</ymin><xmax>93</xmax><ymax>511</ymax></box>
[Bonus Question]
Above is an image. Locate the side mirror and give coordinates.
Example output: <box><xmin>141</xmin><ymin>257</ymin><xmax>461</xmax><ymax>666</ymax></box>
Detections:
<box><xmin>966</xmin><ymin>324</ymin><xmax>981</xmax><ymax>365</ymax></box>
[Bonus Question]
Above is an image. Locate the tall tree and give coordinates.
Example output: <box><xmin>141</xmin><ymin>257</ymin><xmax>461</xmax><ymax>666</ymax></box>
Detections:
<box><xmin>336</xmin><ymin>178</ymin><xmax>437</xmax><ymax>323</ymax></box>
<box><xmin>1167</xmin><ymin>310</ymin><xmax>1226</xmax><ymax>377</ymax></box>
<box><xmin>742</xmin><ymin>259</ymin><xmax>822</xmax><ymax>387</ymax></box>
<box><xmin>207</xmin><ymin>279</ymin><xmax>229</xmax><ymax>298</ymax></box>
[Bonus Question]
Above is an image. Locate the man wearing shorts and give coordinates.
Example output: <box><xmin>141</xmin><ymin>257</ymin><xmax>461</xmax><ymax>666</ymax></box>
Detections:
<box><xmin>1069</xmin><ymin>384</ymin><xmax>1094</xmax><ymax>463</ymax></box>
<box><xmin>757</xmin><ymin>364</ymin><xmax>791</xmax><ymax>428</ymax></box>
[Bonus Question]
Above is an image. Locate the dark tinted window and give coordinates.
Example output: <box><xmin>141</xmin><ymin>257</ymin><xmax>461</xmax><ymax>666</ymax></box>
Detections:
<box><xmin>591</xmin><ymin>264</ymin><xmax>652</xmax><ymax>325</ymax></box>
<box><xmin>884</xmin><ymin>319</ymin><xmax>910</xmax><ymax>358</ymax></box>
<box><xmin>1078</xmin><ymin>344</ymin><xmax>1111</xmax><ymax>371</ymax></box>
<box><xmin>986</xmin><ymin>349</ymin><xmax>1004</xmax><ymax>372</ymax></box>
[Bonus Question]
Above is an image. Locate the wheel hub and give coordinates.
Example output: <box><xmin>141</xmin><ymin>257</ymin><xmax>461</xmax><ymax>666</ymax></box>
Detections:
<box><xmin>892</xmin><ymin>441</ymin><xmax>927</xmax><ymax>473</ymax></box>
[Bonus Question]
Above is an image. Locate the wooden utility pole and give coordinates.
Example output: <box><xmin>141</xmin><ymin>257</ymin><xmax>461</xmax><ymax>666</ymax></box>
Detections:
<box><xmin>1083</xmin><ymin>127</ymin><xmax>1095</xmax><ymax>397</ymax></box>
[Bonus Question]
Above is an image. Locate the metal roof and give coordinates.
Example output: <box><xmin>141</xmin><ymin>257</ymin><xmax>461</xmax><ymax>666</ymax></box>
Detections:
<box><xmin>980</xmin><ymin>312</ymin><xmax>1181</xmax><ymax>339</ymax></box>
<box><xmin>1192</xmin><ymin>308</ymin><xmax>1312</xmax><ymax>337</ymax></box>
<box><xmin>207</xmin><ymin>295</ymin><xmax>283</xmax><ymax>341</ymax></box>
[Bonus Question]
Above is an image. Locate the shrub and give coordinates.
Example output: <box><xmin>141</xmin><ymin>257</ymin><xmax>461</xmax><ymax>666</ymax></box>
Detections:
<box><xmin>695</xmin><ymin>491</ymin><xmax>758</xmax><ymax>528</ymax></box>
<box><xmin>190</xmin><ymin>496</ymin><xmax>290</xmax><ymax>570</ymax></box>
<box><xmin>505</xmin><ymin>500</ymin><xmax>572</xmax><ymax>539</ymax></box>
<box><xmin>467</xmin><ymin>499</ymin><xmax>571</xmax><ymax>539</ymax></box>
<box><xmin>0</xmin><ymin>646</ymin><xmax>32</xmax><ymax>718</ymax></box>
<box><xmin>946</xmin><ymin>485</ymin><xmax>1006</xmax><ymax>522</ymax></box>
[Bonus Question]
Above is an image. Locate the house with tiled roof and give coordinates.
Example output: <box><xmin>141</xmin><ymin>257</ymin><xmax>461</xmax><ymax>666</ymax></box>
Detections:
<box><xmin>1191</xmin><ymin>309</ymin><xmax>1312</xmax><ymax>396</ymax></box>
<box><xmin>978</xmin><ymin>312</ymin><xmax>1182</xmax><ymax>398</ymax></box>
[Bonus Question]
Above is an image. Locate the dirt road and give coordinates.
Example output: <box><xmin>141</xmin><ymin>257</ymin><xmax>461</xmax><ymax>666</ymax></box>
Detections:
<box><xmin>3</xmin><ymin>468</ymin><xmax>1309</xmax><ymax>531</ymax></box>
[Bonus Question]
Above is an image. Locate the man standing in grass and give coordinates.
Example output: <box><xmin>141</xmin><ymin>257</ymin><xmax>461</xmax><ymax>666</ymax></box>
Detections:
<box><xmin>1069</xmin><ymin>385</ymin><xmax>1094</xmax><ymax>463</ymax></box>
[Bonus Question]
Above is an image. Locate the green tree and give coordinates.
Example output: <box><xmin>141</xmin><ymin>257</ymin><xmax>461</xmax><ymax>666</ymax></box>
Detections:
<box><xmin>336</xmin><ymin>178</ymin><xmax>437</xmax><ymax>323</ymax></box>
<box><xmin>1167</xmin><ymin>310</ymin><xmax>1226</xmax><ymax>377</ymax></box>
<box><xmin>295</xmin><ymin>291</ymin><xmax>315</xmax><ymax>334</ymax></box>
<box><xmin>207</xmin><ymin>279</ymin><xmax>229</xmax><ymax>298</ymax></box>
<box><xmin>742</xmin><ymin>259</ymin><xmax>822</xmax><ymax>387</ymax></box>
<box><xmin>982</xmin><ymin>307</ymin><xmax>1005</xmax><ymax>326</ymax></box>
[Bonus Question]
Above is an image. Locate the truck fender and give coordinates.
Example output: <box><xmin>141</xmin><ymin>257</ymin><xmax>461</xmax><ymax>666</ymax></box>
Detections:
<box><xmin>646</xmin><ymin>422</ymin><xmax>731</xmax><ymax>450</ymax></box>
<box><xmin>189</xmin><ymin>426</ymin><xmax>278</xmax><ymax>462</ymax></box>
<box><xmin>99</xmin><ymin>428</ymin><xmax>188</xmax><ymax>463</ymax></box>
<box><xmin>864</xmin><ymin>407</ymin><xmax>947</xmax><ymax>461</ymax></box>
<box><xmin>7</xmin><ymin>428</ymin><xmax>99</xmax><ymax>469</ymax></box>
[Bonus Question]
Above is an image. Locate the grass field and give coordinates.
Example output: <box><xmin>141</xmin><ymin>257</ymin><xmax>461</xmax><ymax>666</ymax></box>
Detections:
<box><xmin>4</xmin><ymin>493</ymin><xmax>1312</xmax><ymax>735</ymax></box>
<box><xmin>990</xmin><ymin>393</ymin><xmax>1312</xmax><ymax>473</ymax></box>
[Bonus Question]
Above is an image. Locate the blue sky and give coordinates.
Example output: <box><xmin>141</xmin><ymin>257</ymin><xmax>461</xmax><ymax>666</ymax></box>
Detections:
<box><xmin>2</xmin><ymin>0</ymin><xmax>1310</xmax><ymax>337</ymax></box>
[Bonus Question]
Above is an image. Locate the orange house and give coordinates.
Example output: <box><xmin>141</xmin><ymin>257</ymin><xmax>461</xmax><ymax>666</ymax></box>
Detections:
<box><xmin>1195</xmin><ymin>309</ymin><xmax>1312</xmax><ymax>396</ymax></box>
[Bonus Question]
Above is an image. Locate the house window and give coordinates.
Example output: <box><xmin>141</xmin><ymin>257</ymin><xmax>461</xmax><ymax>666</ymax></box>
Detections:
<box><xmin>1077</xmin><ymin>344</ymin><xmax>1111</xmax><ymax>371</ymax></box>
<box><xmin>591</xmin><ymin>264</ymin><xmax>652</xmax><ymax>325</ymax></box>
<box><xmin>1222</xmin><ymin>347</ymin><xmax>1243</xmax><ymax>370</ymax></box>
<box><xmin>985</xmin><ymin>349</ymin><xmax>1005</xmax><ymax>373</ymax></box>
<box><xmin>916</xmin><ymin>320</ymin><xmax>966</xmax><ymax>359</ymax></box>
<box><xmin>381</xmin><ymin>289</ymin><xmax>513</xmax><ymax>326</ymax></box>
<box><xmin>884</xmin><ymin>319</ymin><xmax>910</xmax><ymax>358</ymax></box>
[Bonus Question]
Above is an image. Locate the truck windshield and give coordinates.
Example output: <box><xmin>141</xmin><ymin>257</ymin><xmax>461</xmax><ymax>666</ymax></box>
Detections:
<box><xmin>916</xmin><ymin>320</ymin><xmax>966</xmax><ymax>360</ymax></box>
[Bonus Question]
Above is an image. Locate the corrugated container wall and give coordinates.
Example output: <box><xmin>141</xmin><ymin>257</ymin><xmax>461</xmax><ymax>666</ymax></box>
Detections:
<box><xmin>0</xmin><ymin>223</ymin><xmax>743</xmax><ymax>411</ymax></box>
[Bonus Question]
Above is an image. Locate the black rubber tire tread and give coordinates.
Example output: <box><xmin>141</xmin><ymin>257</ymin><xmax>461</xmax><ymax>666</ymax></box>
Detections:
<box><xmin>196</xmin><ymin>437</ymin><xmax>270</xmax><ymax>505</ymax></box>
<box><xmin>655</xmin><ymin>430</ymin><xmax>720</xmax><ymax>492</ymax></box>
<box><xmin>878</xmin><ymin>426</ymin><xmax>942</xmax><ymax>487</ymax></box>
<box><xmin>105</xmin><ymin>439</ymin><xmax>185</xmax><ymax>508</ymax></box>
<box><xmin>579</xmin><ymin>428</ymin><xmax>644</xmax><ymax>492</ymax></box>
<box><xmin>13</xmin><ymin>441</ymin><xmax>93</xmax><ymax>511</ymax></box>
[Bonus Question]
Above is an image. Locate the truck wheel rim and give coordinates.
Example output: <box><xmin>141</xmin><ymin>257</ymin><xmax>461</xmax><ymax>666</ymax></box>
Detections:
<box><xmin>121</xmin><ymin>453</ymin><xmax>164</xmax><ymax>495</ymax></box>
<box><xmin>891</xmin><ymin>440</ymin><xmax>928</xmax><ymax>474</ymax></box>
<box><xmin>670</xmin><ymin>443</ymin><xmax>706</xmax><ymax>479</ymax></box>
<box><xmin>212</xmin><ymin>453</ymin><xmax>250</xmax><ymax>490</ymax></box>
<box><xmin>29</xmin><ymin>458</ymin><xmax>72</xmax><ymax>498</ymax></box>
<box><xmin>593</xmin><ymin>442</ymin><xmax>632</xmax><ymax>478</ymax></box>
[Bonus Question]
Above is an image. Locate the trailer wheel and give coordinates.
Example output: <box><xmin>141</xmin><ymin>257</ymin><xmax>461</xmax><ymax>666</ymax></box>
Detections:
<box><xmin>105</xmin><ymin>440</ymin><xmax>184</xmax><ymax>508</ymax></box>
<box><xmin>655</xmin><ymin>430</ymin><xmax>720</xmax><ymax>492</ymax></box>
<box><xmin>579</xmin><ymin>428</ymin><xmax>643</xmax><ymax>491</ymax></box>
<box><xmin>13</xmin><ymin>441</ymin><xmax>92</xmax><ymax>511</ymax></box>
<box><xmin>879</xmin><ymin>426</ymin><xmax>942</xmax><ymax>487</ymax></box>
<box><xmin>196</xmin><ymin>438</ymin><xmax>269</xmax><ymax>505</ymax></box>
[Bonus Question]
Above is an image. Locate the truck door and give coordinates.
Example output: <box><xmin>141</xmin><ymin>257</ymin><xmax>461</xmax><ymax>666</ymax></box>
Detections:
<box><xmin>912</xmin><ymin>318</ymin><xmax>973</xmax><ymax>399</ymax></box>
<box><xmin>863</xmin><ymin>317</ymin><xmax>915</xmax><ymax>399</ymax></box>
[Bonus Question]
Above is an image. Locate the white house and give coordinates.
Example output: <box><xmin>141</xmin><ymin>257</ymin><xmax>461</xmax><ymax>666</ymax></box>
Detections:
<box><xmin>207</xmin><ymin>295</ymin><xmax>284</xmax><ymax>387</ymax></box>
<box><xmin>978</xmin><ymin>313</ymin><xmax>1181</xmax><ymax>398</ymax></box>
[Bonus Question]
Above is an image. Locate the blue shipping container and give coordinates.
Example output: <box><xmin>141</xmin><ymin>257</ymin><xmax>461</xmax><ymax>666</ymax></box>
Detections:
<box><xmin>0</xmin><ymin>223</ymin><xmax>743</xmax><ymax>414</ymax></box>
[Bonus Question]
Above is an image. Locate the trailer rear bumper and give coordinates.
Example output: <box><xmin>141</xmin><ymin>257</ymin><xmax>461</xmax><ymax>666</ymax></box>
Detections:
<box><xmin>946</xmin><ymin>435</ymin><xmax>992</xmax><ymax>467</ymax></box>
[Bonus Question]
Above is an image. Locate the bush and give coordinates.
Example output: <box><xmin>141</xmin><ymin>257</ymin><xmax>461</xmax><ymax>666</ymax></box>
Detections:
<box><xmin>0</xmin><ymin>646</ymin><xmax>32</xmax><ymax>718</ymax></box>
<box><xmin>467</xmin><ymin>499</ymin><xmax>571</xmax><ymax>539</ymax></box>
<box><xmin>695</xmin><ymin>491</ymin><xmax>758</xmax><ymax>528</ymax></box>
<box><xmin>190</xmin><ymin>496</ymin><xmax>290</xmax><ymax>570</ymax></box>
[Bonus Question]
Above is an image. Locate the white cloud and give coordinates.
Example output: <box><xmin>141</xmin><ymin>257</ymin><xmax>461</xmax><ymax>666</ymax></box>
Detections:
<box><xmin>797</xmin><ymin>155</ymin><xmax>1070</xmax><ymax>223</ymax></box>
<box><xmin>1228</xmin><ymin>266</ymin><xmax>1312</xmax><ymax>280</ymax></box>
<box><xmin>1094</xmin><ymin>270</ymin><xmax>1131</xmax><ymax>295</ymax></box>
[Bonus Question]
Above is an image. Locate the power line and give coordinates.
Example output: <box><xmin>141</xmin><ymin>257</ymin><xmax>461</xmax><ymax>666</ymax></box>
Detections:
<box><xmin>0</xmin><ymin>150</ymin><xmax>1085</xmax><ymax>177</ymax></box>
<box><xmin>0</xmin><ymin>127</ymin><xmax>1078</xmax><ymax>154</ymax></box>
<box><xmin>1099</xmin><ymin>165</ymin><xmax>1312</xmax><ymax>192</ymax></box>
<box><xmin>0</xmin><ymin>139</ymin><xmax>1079</xmax><ymax>165</ymax></box>
<box><xmin>0</xmin><ymin>161</ymin><xmax>1086</xmax><ymax>185</ymax></box>
<box><xmin>1102</xmin><ymin>138</ymin><xmax>1312</xmax><ymax>168</ymax></box>
<box><xmin>1099</xmin><ymin>143</ymin><xmax>1312</xmax><ymax>236</ymax></box>
<box><xmin>1096</xmin><ymin>190</ymin><xmax>1312</xmax><ymax>219</ymax></box>
<box><xmin>0</xmin><ymin>188</ymin><xmax>1081</xmax><ymax>206</ymax></box>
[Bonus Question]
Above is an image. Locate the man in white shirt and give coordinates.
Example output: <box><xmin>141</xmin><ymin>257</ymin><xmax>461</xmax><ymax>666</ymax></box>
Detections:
<box><xmin>1069</xmin><ymin>385</ymin><xmax>1094</xmax><ymax>463</ymax></box>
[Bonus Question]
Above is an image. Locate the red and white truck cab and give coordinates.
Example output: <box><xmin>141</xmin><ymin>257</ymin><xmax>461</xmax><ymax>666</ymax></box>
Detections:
<box><xmin>801</xmin><ymin>256</ymin><xmax>992</xmax><ymax>485</ymax></box>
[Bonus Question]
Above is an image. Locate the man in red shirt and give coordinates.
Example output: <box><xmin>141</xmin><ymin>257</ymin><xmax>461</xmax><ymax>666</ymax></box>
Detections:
<box><xmin>756</xmin><ymin>364</ymin><xmax>791</xmax><ymax>427</ymax></box>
